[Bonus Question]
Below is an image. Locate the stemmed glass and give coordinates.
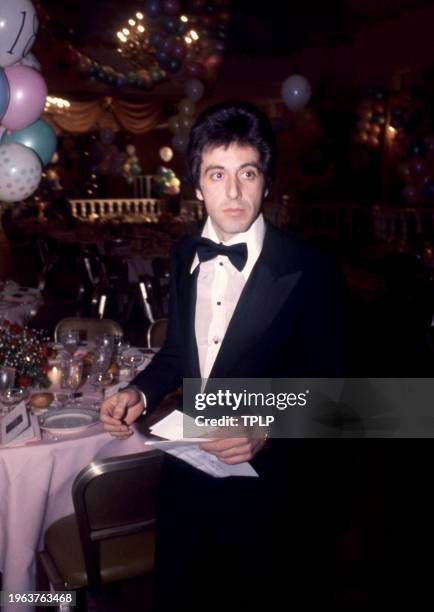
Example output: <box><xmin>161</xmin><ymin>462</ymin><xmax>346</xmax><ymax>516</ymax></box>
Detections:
<box><xmin>120</xmin><ymin>351</ymin><xmax>145</xmax><ymax>380</ymax></box>
<box><xmin>95</xmin><ymin>333</ymin><xmax>115</xmax><ymax>357</ymax></box>
<box><xmin>60</xmin><ymin>358</ymin><xmax>83</xmax><ymax>407</ymax></box>
<box><xmin>89</xmin><ymin>346</ymin><xmax>113</xmax><ymax>409</ymax></box>
<box><xmin>58</xmin><ymin>329</ymin><xmax>80</xmax><ymax>357</ymax></box>
<box><xmin>0</xmin><ymin>366</ymin><xmax>17</xmax><ymax>416</ymax></box>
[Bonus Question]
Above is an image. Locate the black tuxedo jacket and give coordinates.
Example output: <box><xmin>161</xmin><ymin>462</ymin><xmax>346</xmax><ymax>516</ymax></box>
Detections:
<box><xmin>135</xmin><ymin>222</ymin><xmax>347</xmax><ymax>411</ymax></box>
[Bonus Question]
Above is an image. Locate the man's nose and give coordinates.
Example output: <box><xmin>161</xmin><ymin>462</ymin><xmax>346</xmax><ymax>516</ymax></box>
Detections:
<box><xmin>226</xmin><ymin>174</ymin><xmax>241</xmax><ymax>200</ymax></box>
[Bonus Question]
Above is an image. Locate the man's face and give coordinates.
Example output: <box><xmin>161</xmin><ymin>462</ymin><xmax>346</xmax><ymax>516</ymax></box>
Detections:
<box><xmin>196</xmin><ymin>142</ymin><xmax>266</xmax><ymax>242</ymax></box>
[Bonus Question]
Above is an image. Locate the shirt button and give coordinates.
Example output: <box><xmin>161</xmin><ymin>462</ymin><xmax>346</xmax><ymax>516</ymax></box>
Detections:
<box><xmin>219</xmin><ymin>262</ymin><xmax>223</xmax><ymax>266</ymax></box>
<box><xmin>217</xmin><ymin>301</ymin><xmax>221</xmax><ymax>306</ymax></box>
<box><xmin>214</xmin><ymin>340</ymin><xmax>219</xmax><ymax>344</ymax></box>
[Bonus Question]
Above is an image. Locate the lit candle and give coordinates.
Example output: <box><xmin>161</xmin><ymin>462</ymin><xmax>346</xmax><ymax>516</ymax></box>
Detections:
<box><xmin>47</xmin><ymin>364</ymin><xmax>62</xmax><ymax>388</ymax></box>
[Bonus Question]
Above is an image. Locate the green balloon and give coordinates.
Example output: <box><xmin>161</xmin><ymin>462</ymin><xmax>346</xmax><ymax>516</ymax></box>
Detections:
<box><xmin>1</xmin><ymin>118</ymin><xmax>57</xmax><ymax>166</ymax></box>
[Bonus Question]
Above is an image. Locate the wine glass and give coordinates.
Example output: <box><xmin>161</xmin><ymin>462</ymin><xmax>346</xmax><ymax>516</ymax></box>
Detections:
<box><xmin>59</xmin><ymin>329</ymin><xmax>80</xmax><ymax>357</ymax></box>
<box><xmin>88</xmin><ymin>346</ymin><xmax>112</xmax><ymax>409</ymax></box>
<box><xmin>120</xmin><ymin>351</ymin><xmax>145</xmax><ymax>380</ymax></box>
<box><xmin>60</xmin><ymin>358</ymin><xmax>83</xmax><ymax>407</ymax></box>
<box><xmin>95</xmin><ymin>333</ymin><xmax>116</xmax><ymax>356</ymax></box>
<box><xmin>0</xmin><ymin>387</ymin><xmax>29</xmax><ymax>416</ymax></box>
<box><xmin>0</xmin><ymin>366</ymin><xmax>16</xmax><ymax>416</ymax></box>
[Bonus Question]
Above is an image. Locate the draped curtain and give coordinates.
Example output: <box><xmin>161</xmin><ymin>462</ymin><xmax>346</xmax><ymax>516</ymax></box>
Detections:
<box><xmin>47</xmin><ymin>98</ymin><xmax>163</xmax><ymax>134</ymax></box>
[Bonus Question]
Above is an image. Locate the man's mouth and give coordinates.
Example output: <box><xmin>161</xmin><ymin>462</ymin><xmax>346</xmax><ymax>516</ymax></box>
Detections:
<box><xmin>223</xmin><ymin>208</ymin><xmax>246</xmax><ymax>216</ymax></box>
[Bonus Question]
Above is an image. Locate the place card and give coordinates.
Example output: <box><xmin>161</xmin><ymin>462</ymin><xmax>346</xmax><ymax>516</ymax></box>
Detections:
<box><xmin>0</xmin><ymin>401</ymin><xmax>30</xmax><ymax>446</ymax></box>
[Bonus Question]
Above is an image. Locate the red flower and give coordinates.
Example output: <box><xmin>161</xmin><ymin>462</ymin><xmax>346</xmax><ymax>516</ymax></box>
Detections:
<box><xmin>10</xmin><ymin>324</ymin><xmax>23</xmax><ymax>334</ymax></box>
<box><xmin>18</xmin><ymin>375</ymin><xmax>32</xmax><ymax>388</ymax></box>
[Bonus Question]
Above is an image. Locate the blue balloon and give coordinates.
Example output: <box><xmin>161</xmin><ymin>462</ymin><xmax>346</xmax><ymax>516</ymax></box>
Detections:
<box><xmin>1</xmin><ymin>118</ymin><xmax>57</xmax><ymax>166</ymax></box>
<box><xmin>0</xmin><ymin>68</ymin><xmax>10</xmax><ymax>119</ymax></box>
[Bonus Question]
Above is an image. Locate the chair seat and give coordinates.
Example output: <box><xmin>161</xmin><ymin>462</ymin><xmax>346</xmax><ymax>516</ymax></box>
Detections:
<box><xmin>44</xmin><ymin>514</ymin><xmax>155</xmax><ymax>589</ymax></box>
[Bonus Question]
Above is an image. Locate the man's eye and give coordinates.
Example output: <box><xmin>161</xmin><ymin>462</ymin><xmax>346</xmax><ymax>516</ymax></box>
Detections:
<box><xmin>210</xmin><ymin>172</ymin><xmax>223</xmax><ymax>180</ymax></box>
<box><xmin>243</xmin><ymin>170</ymin><xmax>257</xmax><ymax>179</ymax></box>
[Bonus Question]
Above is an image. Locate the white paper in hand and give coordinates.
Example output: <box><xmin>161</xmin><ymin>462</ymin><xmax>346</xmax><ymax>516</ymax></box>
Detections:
<box><xmin>144</xmin><ymin>409</ymin><xmax>258</xmax><ymax>478</ymax></box>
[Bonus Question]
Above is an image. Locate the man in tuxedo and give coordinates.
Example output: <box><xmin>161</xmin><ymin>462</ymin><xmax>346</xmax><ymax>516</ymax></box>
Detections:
<box><xmin>101</xmin><ymin>100</ymin><xmax>347</xmax><ymax>610</ymax></box>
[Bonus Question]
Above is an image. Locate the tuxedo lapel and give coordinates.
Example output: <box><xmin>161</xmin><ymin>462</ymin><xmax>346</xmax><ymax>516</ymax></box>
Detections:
<box><xmin>178</xmin><ymin>255</ymin><xmax>201</xmax><ymax>378</ymax></box>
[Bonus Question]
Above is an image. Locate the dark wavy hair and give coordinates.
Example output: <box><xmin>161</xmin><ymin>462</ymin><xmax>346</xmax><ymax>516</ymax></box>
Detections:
<box><xmin>187</xmin><ymin>100</ymin><xmax>276</xmax><ymax>193</ymax></box>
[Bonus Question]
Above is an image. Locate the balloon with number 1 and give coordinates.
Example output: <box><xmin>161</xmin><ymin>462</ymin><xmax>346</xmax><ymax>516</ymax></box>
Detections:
<box><xmin>0</xmin><ymin>0</ymin><xmax>56</xmax><ymax>203</ymax></box>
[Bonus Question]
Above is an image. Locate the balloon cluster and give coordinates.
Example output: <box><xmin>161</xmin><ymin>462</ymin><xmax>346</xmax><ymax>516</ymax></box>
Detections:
<box><xmin>154</xmin><ymin>166</ymin><xmax>181</xmax><ymax>196</ymax></box>
<box><xmin>167</xmin><ymin>78</ymin><xmax>205</xmax><ymax>154</ymax></box>
<box><xmin>354</xmin><ymin>87</ymin><xmax>388</xmax><ymax>149</ymax></box>
<box><xmin>281</xmin><ymin>74</ymin><xmax>312</xmax><ymax>112</ymax></box>
<box><xmin>123</xmin><ymin>144</ymin><xmax>142</xmax><ymax>185</ymax></box>
<box><xmin>58</xmin><ymin>0</ymin><xmax>231</xmax><ymax>91</ymax></box>
<box><xmin>0</xmin><ymin>0</ymin><xmax>57</xmax><ymax>203</ymax></box>
<box><xmin>387</xmin><ymin>88</ymin><xmax>434</xmax><ymax>206</ymax></box>
<box><xmin>89</xmin><ymin>129</ymin><xmax>127</xmax><ymax>177</ymax></box>
<box><xmin>399</xmin><ymin>136</ymin><xmax>434</xmax><ymax>206</ymax></box>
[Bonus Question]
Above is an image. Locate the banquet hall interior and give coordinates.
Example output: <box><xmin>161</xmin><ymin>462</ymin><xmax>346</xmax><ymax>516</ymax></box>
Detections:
<box><xmin>1</xmin><ymin>0</ymin><xmax>434</xmax><ymax>610</ymax></box>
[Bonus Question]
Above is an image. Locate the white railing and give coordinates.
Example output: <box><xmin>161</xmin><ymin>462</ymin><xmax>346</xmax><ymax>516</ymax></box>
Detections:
<box><xmin>180</xmin><ymin>199</ymin><xmax>205</xmax><ymax>222</ymax></box>
<box><xmin>133</xmin><ymin>175</ymin><xmax>154</xmax><ymax>199</ymax></box>
<box><xmin>69</xmin><ymin>198</ymin><xmax>165</xmax><ymax>220</ymax></box>
<box><xmin>372</xmin><ymin>205</ymin><xmax>434</xmax><ymax>242</ymax></box>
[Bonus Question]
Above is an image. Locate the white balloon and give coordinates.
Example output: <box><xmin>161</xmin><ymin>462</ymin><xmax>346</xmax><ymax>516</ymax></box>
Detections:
<box><xmin>0</xmin><ymin>0</ymin><xmax>39</xmax><ymax>68</ymax></box>
<box><xmin>159</xmin><ymin>146</ymin><xmax>173</xmax><ymax>162</ymax></box>
<box><xmin>19</xmin><ymin>52</ymin><xmax>41</xmax><ymax>71</ymax></box>
<box><xmin>171</xmin><ymin>132</ymin><xmax>189</xmax><ymax>153</ymax></box>
<box><xmin>281</xmin><ymin>74</ymin><xmax>312</xmax><ymax>112</ymax></box>
<box><xmin>0</xmin><ymin>143</ymin><xmax>42</xmax><ymax>202</ymax></box>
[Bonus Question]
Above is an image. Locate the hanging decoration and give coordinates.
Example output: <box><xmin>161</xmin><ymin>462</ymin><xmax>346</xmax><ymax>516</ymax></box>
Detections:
<box><xmin>353</xmin><ymin>86</ymin><xmax>388</xmax><ymax>149</ymax></box>
<box><xmin>0</xmin><ymin>0</ymin><xmax>56</xmax><ymax>203</ymax></box>
<box><xmin>44</xmin><ymin>1</ymin><xmax>232</xmax><ymax>92</ymax></box>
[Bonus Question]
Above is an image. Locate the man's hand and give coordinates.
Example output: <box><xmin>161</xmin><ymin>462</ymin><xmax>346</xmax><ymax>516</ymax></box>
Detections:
<box><xmin>199</xmin><ymin>437</ymin><xmax>266</xmax><ymax>465</ymax></box>
<box><xmin>100</xmin><ymin>388</ymin><xmax>144</xmax><ymax>438</ymax></box>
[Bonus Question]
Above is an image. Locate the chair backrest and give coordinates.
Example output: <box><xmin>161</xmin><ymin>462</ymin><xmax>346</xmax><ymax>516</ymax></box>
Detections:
<box><xmin>147</xmin><ymin>318</ymin><xmax>168</xmax><ymax>348</ymax></box>
<box><xmin>72</xmin><ymin>450</ymin><xmax>163</xmax><ymax>591</ymax></box>
<box><xmin>54</xmin><ymin>317</ymin><xmax>123</xmax><ymax>342</ymax></box>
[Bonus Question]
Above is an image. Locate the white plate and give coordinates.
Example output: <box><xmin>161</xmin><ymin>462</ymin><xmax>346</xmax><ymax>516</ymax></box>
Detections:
<box><xmin>39</xmin><ymin>408</ymin><xmax>99</xmax><ymax>436</ymax></box>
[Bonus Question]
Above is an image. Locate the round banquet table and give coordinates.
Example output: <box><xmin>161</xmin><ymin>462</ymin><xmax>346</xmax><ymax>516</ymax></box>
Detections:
<box><xmin>0</xmin><ymin>420</ymin><xmax>148</xmax><ymax>612</ymax></box>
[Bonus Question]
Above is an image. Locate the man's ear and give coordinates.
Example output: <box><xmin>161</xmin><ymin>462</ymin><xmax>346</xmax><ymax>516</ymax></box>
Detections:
<box><xmin>196</xmin><ymin>188</ymin><xmax>204</xmax><ymax>201</ymax></box>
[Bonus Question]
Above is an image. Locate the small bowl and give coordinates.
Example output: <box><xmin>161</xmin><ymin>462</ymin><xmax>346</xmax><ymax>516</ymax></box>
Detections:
<box><xmin>0</xmin><ymin>387</ymin><xmax>29</xmax><ymax>405</ymax></box>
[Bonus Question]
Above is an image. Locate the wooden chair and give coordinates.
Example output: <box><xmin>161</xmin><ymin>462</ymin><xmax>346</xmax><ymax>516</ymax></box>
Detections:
<box><xmin>38</xmin><ymin>450</ymin><xmax>163</xmax><ymax>609</ymax></box>
<box><xmin>54</xmin><ymin>317</ymin><xmax>123</xmax><ymax>342</ymax></box>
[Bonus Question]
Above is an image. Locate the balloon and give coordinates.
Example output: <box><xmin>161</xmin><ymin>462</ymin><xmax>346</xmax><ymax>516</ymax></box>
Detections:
<box><xmin>179</xmin><ymin>115</ymin><xmax>194</xmax><ymax>131</ymax></box>
<box><xmin>0</xmin><ymin>0</ymin><xmax>38</xmax><ymax>68</ymax></box>
<box><xmin>0</xmin><ymin>142</ymin><xmax>42</xmax><ymax>202</ymax></box>
<box><xmin>409</xmin><ymin>157</ymin><xmax>431</xmax><ymax>185</ymax></box>
<box><xmin>126</xmin><ymin>144</ymin><xmax>136</xmax><ymax>156</ymax></box>
<box><xmin>168</xmin><ymin>114</ymin><xmax>181</xmax><ymax>133</ymax></box>
<box><xmin>163</xmin><ymin>0</ymin><xmax>181</xmax><ymax>15</ymax></box>
<box><xmin>0</xmin><ymin>68</ymin><xmax>10</xmax><ymax>119</ymax></box>
<box><xmin>178</xmin><ymin>98</ymin><xmax>195</xmax><ymax>116</ymax></box>
<box><xmin>2</xmin><ymin>66</ymin><xmax>47</xmax><ymax>130</ymax></box>
<box><xmin>402</xmin><ymin>185</ymin><xmax>420</xmax><ymax>206</ymax></box>
<box><xmin>185</xmin><ymin>79</ymin><xmax>205</xmax><ymax>102</ymax></box>
<box><xmin>18</xmin><ymin>52</ymin><xmax>41</xmax><ymax>71</ymax></box>
<box><xmin>281</xmin><ymin>74</ymin><xmax>312</xmax><ymax>112</ymax></box>
<box><xmin>422</xmin><ymin>180</ymin><xmax>434</xmax><ymax>204</ymax></box>
<box><xmin>144</xmin><ymin>0</ymin><xmax>163</xmax><ymax>19</ymax></box>
<box><xmin>171</xmin><ymin>132</ymin><xmax>189</xmax><ymax>153</ymax></box>
<box><xmin>160</xmin><ymin>146</ymin><xmax>173</xmax><ymax>162</ymax></box>
<box><xmin>407</xmin><ymin>140</ymin><xmax>427</xmax><ymax>159</ymax></box>
<box><xmin>1</xmin><ymin>118</ymin><xmax>57</xmax><ymax>166</ymax></box>
<box><xmin>99</xmin><ymin>128</ymin><xmax>115</xmax><ymax>145</ymax></box>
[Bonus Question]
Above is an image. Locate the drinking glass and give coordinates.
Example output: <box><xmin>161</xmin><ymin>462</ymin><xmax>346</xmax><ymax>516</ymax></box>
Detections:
<box><xmin>60</xmin><ymin>358</ymin><xmax>83</xmax><ymax>407</ymax></box>
<box><xmin>120</xmin><ymin>351</ymin><xmax>145</xmax><ymax>380</ymax></box>
<box><xmin>58</xmin><ymin>329</ymin><xmax>80</xmax><ymax>357</ymax></box>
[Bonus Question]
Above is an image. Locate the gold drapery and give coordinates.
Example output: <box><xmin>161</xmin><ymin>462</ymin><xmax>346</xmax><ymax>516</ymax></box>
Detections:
<box><xmin>47</xmin><ymin>98</ymin><xmax>162</xmax><ymax>134</ymax></box>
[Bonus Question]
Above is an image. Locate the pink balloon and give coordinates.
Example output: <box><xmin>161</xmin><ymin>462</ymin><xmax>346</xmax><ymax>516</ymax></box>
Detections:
<box><xmin>2</xmin><ymin>66</ymin><xmax>47</xmax><ymax>130</ymax></box>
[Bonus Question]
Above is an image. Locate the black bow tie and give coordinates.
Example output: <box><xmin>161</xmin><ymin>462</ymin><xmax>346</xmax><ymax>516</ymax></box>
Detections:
<box><xmin>195</xmin><ymin>237</ymin><xmax>248</xmax><ymax>271</ymax></box>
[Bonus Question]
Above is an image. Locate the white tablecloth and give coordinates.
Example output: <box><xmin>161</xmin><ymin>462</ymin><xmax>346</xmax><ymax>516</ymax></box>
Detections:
<box><xmin>0</xmin><ymin>423</ymin><xmax>147</xmax><ymax>611</ymax></box>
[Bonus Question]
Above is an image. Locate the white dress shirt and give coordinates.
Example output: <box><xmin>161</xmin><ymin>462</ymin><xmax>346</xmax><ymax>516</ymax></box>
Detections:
<box><xmin>191</xmin><ymin>213</ymin><xmax>266</xmax><ymax>379</ymax></box>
